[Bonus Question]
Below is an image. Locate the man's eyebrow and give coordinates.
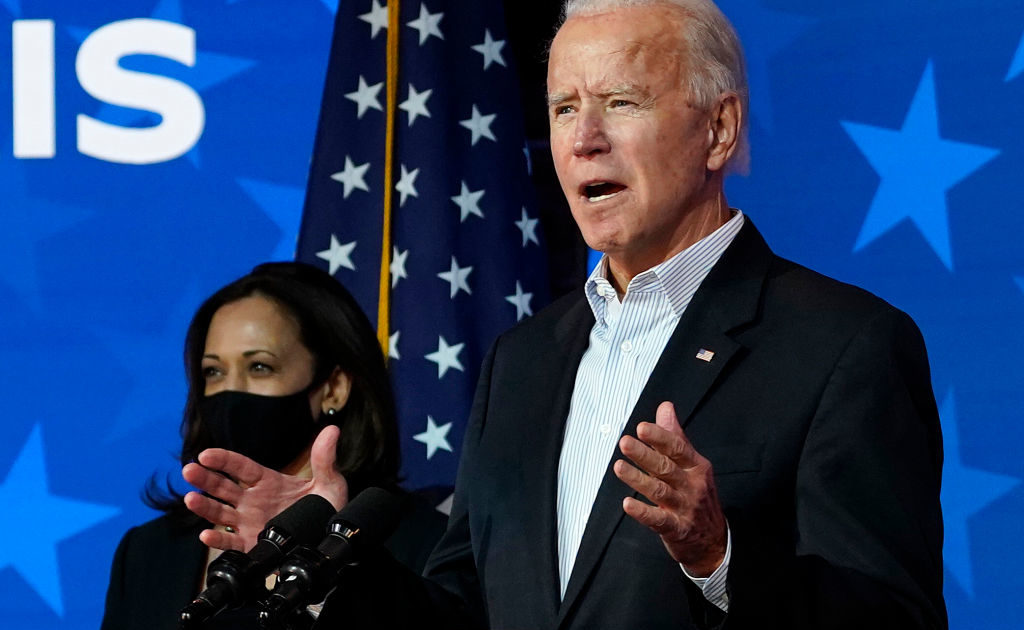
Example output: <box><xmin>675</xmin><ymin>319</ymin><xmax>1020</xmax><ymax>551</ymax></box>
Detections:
<box><xmin>595</xmin><ymin>84</ymin><xmax>645</xmax><ymax>98</ymax></box>
<box><xmin>546</xmin><ymin>84</ymin><xmax>646</xmax><ymax>107</ymax></box>
<box><xmin>546</xmin><ymin>91</ymin><xmax>572</xmax><ymax>108</ymax></box>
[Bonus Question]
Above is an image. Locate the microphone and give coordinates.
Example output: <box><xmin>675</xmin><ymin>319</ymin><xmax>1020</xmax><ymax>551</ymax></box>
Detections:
<box><xmin>257</xmin><ymin>487</ymin><xmax>405</xmax><ymax>628</ymax></box>
<box><xmin>178</xmin><ymin>493</ymin><xmax>337</xmax><ymax>629</ymax></box>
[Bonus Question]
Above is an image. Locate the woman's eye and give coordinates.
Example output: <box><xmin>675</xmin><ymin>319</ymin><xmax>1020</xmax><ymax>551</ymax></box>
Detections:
<box><xmin>201</xmin><ymin>365</ymin><xmax>221</xmax><ymax>379</ymax></box>
<box><xmin>250</xmin><ymin>362</ymin><xmax>274</xmax><ymax>374</ymax></box>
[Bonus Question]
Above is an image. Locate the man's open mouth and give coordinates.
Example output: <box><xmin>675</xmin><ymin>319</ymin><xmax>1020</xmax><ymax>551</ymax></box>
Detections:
<box><xmin>582</xmin><ymin>182</ymin><xmax>626</xmax><ymax>202</ymax></box>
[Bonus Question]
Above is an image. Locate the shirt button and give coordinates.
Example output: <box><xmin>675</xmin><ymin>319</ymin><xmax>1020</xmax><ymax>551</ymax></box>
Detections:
<box><xmin>599</xmin><ymin>424</ymin><xmax>611</xmax><ymax>434</ymax></box>
<box><xmin>620</xmin><ymin>340</ymin><xmax>633</xmax><ymax>353</ymax></box>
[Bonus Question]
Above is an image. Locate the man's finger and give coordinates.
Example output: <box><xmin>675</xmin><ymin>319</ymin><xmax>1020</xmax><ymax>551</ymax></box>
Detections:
<box><xmin>622</xmin><ymin>496</ymin><xmax>678</xmax><ymax>536</ymax></box>
<box><xmin>635</xmin><ymin>402</ymin><xmax>702</xmax><ymax>469</ymax></box>
<box><xmin>655</xmin><ymin>401</ymin><xmax>683</xmax><ymax>435</ymax></box>
<box><xmin>182</xmin><ymin>462</ymin><xmax>243</xmax><ymax>505</ymax></box>
<box><xmin>197</xmin><ymin>448</ymin><xmax>266</xmax><ymax>486</ymax></box>
<box><xmin>619</xmin><ymin>434</ymin><xmax>677</xmax><ymax>480</ymax></box>
<box><xmin>613</xmin><ymin>459</ymin><xmax>684</xmax><ymax>510</ymax></box>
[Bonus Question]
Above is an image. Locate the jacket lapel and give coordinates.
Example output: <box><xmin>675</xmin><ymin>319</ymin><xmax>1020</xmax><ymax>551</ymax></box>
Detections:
<box><xmin>556</xmin><ymin>221</ymin><xmax>772</xmax><ymax>626</ymax></box>
<box><xmin>517</xmin><ymin>294</ymin><xmax>594</xmax><ymax>623</ymax></box>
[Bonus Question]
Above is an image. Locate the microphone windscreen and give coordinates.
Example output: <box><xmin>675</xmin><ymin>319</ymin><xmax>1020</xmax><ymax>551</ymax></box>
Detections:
<box><xmin>268</xmin><ymin>494</ymin><xmax>337</xmax><ymax>543</ymax></box>
<box><xmin>327</xmin><ymin>487</ymin><xmax>406</xmax><ymax>548</ymax></box>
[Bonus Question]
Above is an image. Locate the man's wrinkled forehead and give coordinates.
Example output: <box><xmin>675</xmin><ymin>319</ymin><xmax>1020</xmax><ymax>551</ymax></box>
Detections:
<box><xmin>547</xmin><ymin>26</ymin><xmax>686</xmax><ymax>103</ymax></box>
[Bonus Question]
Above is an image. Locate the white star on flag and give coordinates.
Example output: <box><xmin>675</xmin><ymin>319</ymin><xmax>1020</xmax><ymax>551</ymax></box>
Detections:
<box><xmin>413</xmin><ymin>415</ymin><xmax>453</xmax><ymax>459</ymax></box>
<box><xmin>425</xmin><ymin>335</ymin><xmax>465</xmax><ymax>378</ymax></box>
<box><xmin>437</xmin><ymin>256</ymin><xmax>473</xmax><ymax>298</ymax></box>
<box><xmin>451</xmin><ymin>180</ymin><xmax>485</xmax><ymax>222</ymax></box>
<box><xmin>344</xmin><ymin>75</ymin><xmax>384</xmax><ymax>119</ymax></box>
<box><xmin>407</xmin><ymin>3</ymin><xmax>444</xmax><ymax>45</ymax></box>
<box><xmin>459</xmin><ymin>105</ymin><xmax>497</xmax><ymax>145</ymax></box>
<box><xmin>358</xmin><ymin>0</ymin><xmax>388</xmax><ymax>39</ymax></box>
<box><xmin>390</xmin><ymin>246</ymin><xmax>409</xmax><ymax>288</ymax></box>
<box><xmin>330</xmin><ymin>156</ymin><xmax>370</xmax><ymax>198</ymax></box>
<box><xmin>395</xmin><ymin>164</ymin><xmax>420</xmax><ymax>207</ymax></box>
<box><xmin>316</xmin><ymin>234</ymin><xmax>356</xmax><ymax>274</ymax></box>
<box><xmin>399</xmin><ymin>84</ymin><xmax>433</xmax><ymax>126</ymax></box>
<box><xmin>388</xmin><ymin>330</ymin><xmax>401</xmax><ymax>360</ymax></box>
<box><xmin>505</xmin><ymin>281</ymin><xmax>533</xmax><ymax>321</ymax></box>
<box><xmin>515</xmin><ymin>207</ymin><xmax>540</xmax><ymax>246</ymax></box>
<box><xmin>471</xmin><ymin>29</ymin><xmax>507</xmax><ymax>70</ymax></box>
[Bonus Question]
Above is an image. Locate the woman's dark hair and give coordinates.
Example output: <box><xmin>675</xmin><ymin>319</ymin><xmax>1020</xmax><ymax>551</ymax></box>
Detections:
<box><xmin>146</xmin><ymin>262</ymin><xmax>400</xmax><ymax>518</ymax></box>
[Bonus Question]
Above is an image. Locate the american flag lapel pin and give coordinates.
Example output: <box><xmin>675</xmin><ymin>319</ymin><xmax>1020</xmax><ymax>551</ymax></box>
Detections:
<box><xmin>695</xmin><ymin>348</ymin><xmax>715</xmax><ymax>362</ymax></box>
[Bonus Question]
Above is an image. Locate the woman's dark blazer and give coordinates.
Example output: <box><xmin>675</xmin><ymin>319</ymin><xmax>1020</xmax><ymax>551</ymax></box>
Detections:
<box><xmin>101</xmin><ymin>493</ymin><xmax>447</xmax><ymax>630</ymax></box>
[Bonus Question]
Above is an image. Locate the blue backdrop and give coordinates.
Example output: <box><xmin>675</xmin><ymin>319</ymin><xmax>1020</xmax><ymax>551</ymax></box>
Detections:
<box><xmin>0</xmin><ymin>1</ymin><xmax>1021</xmax><ymax>629</ymax></box>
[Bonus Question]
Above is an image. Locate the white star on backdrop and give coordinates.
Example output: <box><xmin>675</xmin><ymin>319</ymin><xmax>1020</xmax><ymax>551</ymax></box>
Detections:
<box><xmin>395</xmin><ymin>164</ymin><xmax>421</xmax><ymax>206</ymax></box>
<box><xmin>451</xmin><ymin>180</ymin><xmax>485</xmax><ymax>222</ymax></box>
<box><xmin>505</xmin><ymin>281</ymin><xmax>534</xmax><ymax>321</ymax></box>
<box><xmin>388</xmin><ymin>330</ymin><xmax>401</xmax><ymax>360</ymax></box>
<box><xmin>515</xmin><ymin>207</ymin><xmax>540</xmax><ymax>246</ymax></box>
<box><xmin>425</xmin><ymin>335</ymin><xmax>465</xmax><ymax>378</ymax></box>
<box><xmin>344</xmin><ymin>75</ymin><xmax>384</xmax><ymax>119</ymax></box>
<box><xmin>330</xmin><ymin>156</ymin><xmax>370</xmax><ymax>198</ymax></box>
<box><xmin>399</xmin><ymin>83</ymin><xmax>433</xmax><ymax>126</ymax></box>
<box><xmin>459</xmin><ymin>105</ymin><xmax>497</xmax><ymax>145</ymax></box>
<box><xmin>407</xmin><ymin>3</ymin><xmax>444</xmax><ymax>45</ymax></box>
<box><xmin>437</xmin><ymin>256</ymin><xmax>473</xmax><ymax>298</ymax></box>
<box><xmin>471</xmin><ymin>29</ymin><xmax>507</xmax><ymax>70</ymax></box>
<box><xmin>413</xmin><ymin>415</ymin><xmax>453</xmax><ymax>459</ymax></box>
<box><xmin>390</xmin><ymin>246</ymin><xmax>409</xmax><ymax>288</ymax></box>
<box><xmin>316</xmin><ymin>234</ymin><xmax>356</xmax><ymax>274</ymax></box>
<box><xmin>358</xmin><ymin>0</ymin><xmax>388</xmax><ymax>39</ymax></box>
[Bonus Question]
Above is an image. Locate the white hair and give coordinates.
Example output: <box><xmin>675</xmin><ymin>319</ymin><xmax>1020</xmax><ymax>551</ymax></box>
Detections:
<box><xmin>560</xmin><ymin>0</ymin><xmax>750</xmax><ymax>173</ymax></box>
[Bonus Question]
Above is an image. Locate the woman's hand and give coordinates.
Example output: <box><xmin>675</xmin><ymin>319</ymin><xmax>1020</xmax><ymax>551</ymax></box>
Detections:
<box><xmin>182</xmin><ymin>425</ymin><xmax>348</xmax><ymax>552</ymax></box>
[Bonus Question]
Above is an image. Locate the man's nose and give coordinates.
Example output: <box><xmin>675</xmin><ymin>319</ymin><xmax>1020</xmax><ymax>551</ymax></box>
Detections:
<box><xmin>573</xmin><ymin>109</ymin><xmax>610</xmax><ymax>157</ymax></box>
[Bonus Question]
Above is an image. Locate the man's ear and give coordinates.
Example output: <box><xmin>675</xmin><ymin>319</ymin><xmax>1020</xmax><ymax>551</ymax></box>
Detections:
<box><xmin>320</xmin><ymin>367</ymin><xmax>352</xmax><ymax>415</ymax></box>
<box><xmin>706</xmin><ymin>93</ymin><xmax>741</xmax><ymax>173</ymax></box>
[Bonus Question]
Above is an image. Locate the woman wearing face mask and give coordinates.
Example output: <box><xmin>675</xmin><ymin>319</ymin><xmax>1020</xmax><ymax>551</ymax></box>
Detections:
<box><xmin>100</xmin><ymin>262</ymin><xmax>447</xmax><ymax>630</ymax></box>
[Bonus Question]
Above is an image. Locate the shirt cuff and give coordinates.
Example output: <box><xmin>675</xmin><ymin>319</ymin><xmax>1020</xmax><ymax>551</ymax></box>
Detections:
<box><xmin>680</xmin><ymin>524</ymin><xmax>731</xmax><ymax>612</ymax></box>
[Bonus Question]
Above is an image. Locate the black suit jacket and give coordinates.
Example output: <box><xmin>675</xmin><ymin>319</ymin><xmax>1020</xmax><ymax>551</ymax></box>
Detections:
<box><xmin>101</xmin><ymin>493</ymin><xmax>447</xmax><ymax>630</ymax></box>
<box><xmin>381</xmin><ymin>220</ymin><xmax>944</xmax><ymax>630</ymax></box>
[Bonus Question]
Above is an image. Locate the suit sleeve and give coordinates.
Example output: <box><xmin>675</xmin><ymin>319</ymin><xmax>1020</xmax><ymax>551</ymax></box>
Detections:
<box><xmin>707</xmin><ymin>308</ymin><xmax>947</xmax><ymax>629</ymax></box>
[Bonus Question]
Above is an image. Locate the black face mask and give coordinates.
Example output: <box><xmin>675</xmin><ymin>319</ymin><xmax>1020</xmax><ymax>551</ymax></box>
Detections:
<box><xmin>199</xmin><ymin>389</ymin><xmax>320</xmax><ymax>471</ymax></box>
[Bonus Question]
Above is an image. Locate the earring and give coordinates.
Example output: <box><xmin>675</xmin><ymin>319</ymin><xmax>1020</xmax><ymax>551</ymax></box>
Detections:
<box><xmin>325</xmin><ymin>408</ymin><xmax>338</xmax><ymax>416</ymax></box>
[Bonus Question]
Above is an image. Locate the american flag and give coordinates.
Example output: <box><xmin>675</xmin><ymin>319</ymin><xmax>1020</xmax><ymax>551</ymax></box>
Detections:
<box><xmin>296</xmin><ymin>0</ymin><xmax>548</xmax><ymax>490</ymax></box>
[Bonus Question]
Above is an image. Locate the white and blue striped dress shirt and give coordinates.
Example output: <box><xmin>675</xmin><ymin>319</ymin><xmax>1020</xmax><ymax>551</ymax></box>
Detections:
<box><xmin>556</xmin><ymin>211</ymin><xmax>745</xmax><ymax>612</ymax></box>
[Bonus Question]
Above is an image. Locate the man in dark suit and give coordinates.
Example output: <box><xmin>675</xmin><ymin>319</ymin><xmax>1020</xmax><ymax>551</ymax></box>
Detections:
<box><xmin>395</xmin><ymin>0</ymin><xmax>946</xmax><ymax>627</ymax></box>
<box><xmin>194</xmin><ymin>1</ymin><xmax>947</xmax><ymax>627</ymax></box>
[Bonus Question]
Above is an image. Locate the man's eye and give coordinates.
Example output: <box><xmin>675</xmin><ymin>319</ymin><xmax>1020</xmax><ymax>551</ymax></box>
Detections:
<box><xmin>554</xmin><ymin>105</ymin><xmax>575</xmax><ymax>116</ymax></box>
<box><xmin>611</xmin><ymin>99</ymin><xmax>633</xmax><ymax>108</ymax></box>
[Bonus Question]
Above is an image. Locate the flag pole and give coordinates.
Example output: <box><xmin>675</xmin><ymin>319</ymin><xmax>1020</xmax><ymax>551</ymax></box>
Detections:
<box><xmin>378</xmin><ymin>0</ymin><xmax>401</xmax><ymax>355</ymax></box>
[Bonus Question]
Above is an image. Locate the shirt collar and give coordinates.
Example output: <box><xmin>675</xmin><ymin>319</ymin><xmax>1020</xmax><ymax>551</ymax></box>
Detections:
<box><xmin>585</xmin><ymin>210</ymin><xmax>746</xmax><ymax>320</ymax></box>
